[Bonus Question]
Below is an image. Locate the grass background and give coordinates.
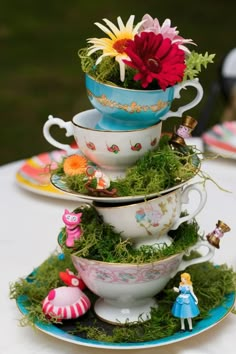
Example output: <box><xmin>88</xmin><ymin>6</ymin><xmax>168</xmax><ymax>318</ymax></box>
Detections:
<box><xmin>1</xmin><ymin>0</ymin><xmax>236</xmax><ymax>165</ymax></box>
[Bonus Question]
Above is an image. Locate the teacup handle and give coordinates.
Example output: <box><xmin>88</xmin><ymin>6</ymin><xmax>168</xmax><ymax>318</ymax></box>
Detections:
<box><xmin>160</xmin><ymin>79</ymin><xmax>204</xmax><ymax>121</ymax></box>
<box><xmin>171</xmin><ymin>183</ymin><xmax>207</xmax><ymax>230</ymax></box>
<box><xmin>173</xmin><ymin>241</ymin><xmax>215</xmax><ymax>275</ymax></box>
<box><xmin>43</xmin><ymin>115</ymin><xmax>77</xmax><ymax>154</ymax></box>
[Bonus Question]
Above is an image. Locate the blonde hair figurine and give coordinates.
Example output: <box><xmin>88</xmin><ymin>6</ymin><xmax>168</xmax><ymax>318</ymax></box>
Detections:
<box><xmin>172</xmin><ymin>272</ymin><xmax>200</xmax><ymax>332</ymax></box>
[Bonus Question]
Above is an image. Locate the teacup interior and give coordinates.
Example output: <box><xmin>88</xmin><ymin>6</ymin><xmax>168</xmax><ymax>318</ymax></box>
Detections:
<box><xmin>73</xmin><ymin>109</ymin><xmax>102</xmax><ymax>129</ymax></box>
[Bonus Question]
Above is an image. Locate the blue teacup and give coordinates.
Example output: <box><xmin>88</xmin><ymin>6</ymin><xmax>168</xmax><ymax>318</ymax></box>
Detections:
<box><xmin>85</xmin><ymin>74</ymin><xmax>203</xmax><ymax>131</ymax></box>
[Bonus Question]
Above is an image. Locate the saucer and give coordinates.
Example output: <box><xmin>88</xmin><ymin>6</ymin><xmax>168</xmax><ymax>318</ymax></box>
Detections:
<box><xmin>16</xmin><ymin>150</ymin><xmax>82</xmax><ymax>201</ymax></box>
<box><xmin>202</xmin><ymin>121</ymin><xmax>236</xmax><ymax>159</ymax></box>
<box><xmin>50</xmin><ymin>173</ymin><xmax>196</xmax><ymax>204</ymax></box>
<box><xmin>16</xmin><ymin>287</ymin><xmax>235</xmax><ymax>350</ymax></box>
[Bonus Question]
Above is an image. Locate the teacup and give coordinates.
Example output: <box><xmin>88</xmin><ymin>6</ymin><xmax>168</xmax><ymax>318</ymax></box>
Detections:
<box><xmin>93</xmin><ymin>182</ymin><xmax>207</xmax><ymax>248</ymax></box>
<box><xmin>43</xmin><ymin>109</ymin><xmax>162</xmax><ymax>178</ymax></box>
<box><xmin>71</xmin><ymin>240</ymin><xmax>214</xmax><ymax>324</ymax></box>
<box><xmin>86</xmin><ymin>74</ymin><xmax>204</xmax><ymax>130</ymax></box>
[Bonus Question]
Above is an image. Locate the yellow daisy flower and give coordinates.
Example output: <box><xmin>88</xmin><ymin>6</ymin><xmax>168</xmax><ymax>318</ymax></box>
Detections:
<box><xmin>87</xmin><ymin>15</ymin><xmax>144</xmax><ymax>82</ymax></box>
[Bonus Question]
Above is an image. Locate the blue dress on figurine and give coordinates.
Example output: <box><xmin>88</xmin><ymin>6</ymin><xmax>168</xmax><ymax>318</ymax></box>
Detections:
<box><xmin>172</xmin><ymin>284</ymin><xmax>200</xmax><ymax>318</ymax></box>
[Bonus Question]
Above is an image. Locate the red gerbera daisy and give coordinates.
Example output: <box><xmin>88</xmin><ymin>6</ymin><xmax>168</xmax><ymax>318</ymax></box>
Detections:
<box><xmin>123</xmin><ymin>32</ymin><xmax>186</xmax><ymax>90</ymax></box>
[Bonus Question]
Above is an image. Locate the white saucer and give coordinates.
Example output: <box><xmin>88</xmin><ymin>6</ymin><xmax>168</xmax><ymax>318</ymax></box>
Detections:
<box><xmin>50</xmin><ymin>173</ymin><xmax>196</xmax><ymax>204</ymax></box>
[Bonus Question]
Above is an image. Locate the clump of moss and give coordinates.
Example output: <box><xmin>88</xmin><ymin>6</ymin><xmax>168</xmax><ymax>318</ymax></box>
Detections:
<box><xmin>58</xmin><ymin>205</ymin><xmax>200</xmax><ymax>263</ymax></box>
<box><xmin>52</xmin><ymin>135</ymin><xmax>201</xmax><ymax>197</ymax></box>
<box><xmin>111</xmin><ymin>138</ymin><xmax>199</xmax><ymax>196</ymax></box>
<box><xmin>78</xmin><ymin>48</ymin><xmax>145</xmax><ymax>89</ymax></box>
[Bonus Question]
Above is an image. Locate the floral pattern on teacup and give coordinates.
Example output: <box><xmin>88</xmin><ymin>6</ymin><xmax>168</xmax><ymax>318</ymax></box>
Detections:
<box><xmin>106</xmin><ymin>144</ymin><xmax>120</xmax><ymax>154</ymax></box>
<box><xmin>130</xmin><ymin>141</ymin><xmax>142</xmax><ymax>151</ymax></box>
<box><xmin>95</xmin><ymin>269</ymin><xmax>114</xmax><ymax>281</ymax></box>
<box><xmin>76</xmin><ymin>255</ymin><xmax>183</xmax><ymax>284</ymax></box>
<box><xmin>134</xmin><ymin>195</ymin><xmax>179</xmax><ymax>236</ymax></box>
<box><xmin>135</xmin><ymin>204</ymin><xmax>164</xmax><ymax>235</ymax></box>
<box><xmin>85</xmin><ymin>141</ymin><xmax>96</xmax><ymax>150</ymax></box>
<box><xmin>89</xmin><ymin>267</ymin><xmax>138</xmax><ymax>283</ymax></box>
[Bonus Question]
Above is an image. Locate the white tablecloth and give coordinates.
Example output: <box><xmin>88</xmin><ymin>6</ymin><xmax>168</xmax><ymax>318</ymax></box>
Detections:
<box><xmin>1</xmin><ymin>142</ymin><xmax>236</xmax><ymax>354</ymax></box>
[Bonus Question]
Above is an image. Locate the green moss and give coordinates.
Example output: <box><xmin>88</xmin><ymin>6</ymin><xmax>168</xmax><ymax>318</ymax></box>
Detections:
<box><xmin>52</xmin><ymin>135</ymin><xmax>201</xmax><ymax>197</ymax></box>
<box><xmin>57</xmin><ymin>205</ymin><xmax>200</xmax><ymax>263</ymax></box>
<box><xmin>78</xmin><ymin>47</ymin><xmax>140</xmax><ymax>88</ymax></box>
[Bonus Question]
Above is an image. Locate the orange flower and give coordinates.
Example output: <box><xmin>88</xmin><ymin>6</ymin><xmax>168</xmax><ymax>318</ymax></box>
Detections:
<box><xmin>63</xmin><ymin>155</ymin><xmax>88</xmax><ymax>176</ymax></box>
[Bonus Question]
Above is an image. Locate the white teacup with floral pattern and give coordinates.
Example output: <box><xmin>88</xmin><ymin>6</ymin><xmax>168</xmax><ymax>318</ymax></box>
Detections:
<box><xmin>71</xmin><ymin>240</ymin><xmax>214</xmax><ymax>325</ymax></box>
<box><xmin>43</xmin><ymin>109</ymin><xmax>162</xmax><ymax>179</ymax></box>
<box><xmin>93</xmin><ymin>182</ymin><xmax>207</xmax><ymax>248</ymax></box>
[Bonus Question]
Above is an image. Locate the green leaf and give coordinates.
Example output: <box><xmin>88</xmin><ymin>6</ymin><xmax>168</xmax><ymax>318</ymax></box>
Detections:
<box><xmin>183</xmin><ymin>51</ymin><xmax>216</xmax><ymax>81</ymax></box>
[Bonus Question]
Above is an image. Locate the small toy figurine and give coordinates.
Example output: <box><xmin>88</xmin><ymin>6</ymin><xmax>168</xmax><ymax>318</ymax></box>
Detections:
<box><xmin>85</xmin><ymin>166</ymin><xmax>118</xmax><ymax>197</ymax></box>
<box><xmin>206</xmin><ymin>220</ymin><xmax>231</xmax><ymax>249</ymax></box>
<box><xmin>59</xmin><ymin>268</ymin><xmax>86</xmax><ymax>290</ymax></box>
<box><xmin>172</xmin><ymin>272</ymin><xmax>200</xmax><ymax>332</ymax></box>
<box><xmin>92</xmin><ymin>169</ymin><xmax>111</xmax><ymax>189</ymax></box>
<box><xmin>86</xmin><ymin>166</ymin><xmax>111</xmax><ymax>189</ymax></box>
<box><xmin>169</xmin><ymin>115</ymin><xmax>198</xmax><ymax>149</ymax></box>
<box><xmin>42</xmin><ymin>269</ymin><xmax>90</xmax><ymax>320</ymax></box>
<box><xmin>62</xmin><ymin>209</ymin><xmax>83</xmax><ymax>247</ymax></box>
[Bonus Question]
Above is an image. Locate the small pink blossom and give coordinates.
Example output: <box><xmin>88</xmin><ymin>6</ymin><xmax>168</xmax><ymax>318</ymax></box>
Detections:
<box><xmin>140</xmin><ymin>14</ymin><xmax>196</xmax><ymax>53</ymax></box>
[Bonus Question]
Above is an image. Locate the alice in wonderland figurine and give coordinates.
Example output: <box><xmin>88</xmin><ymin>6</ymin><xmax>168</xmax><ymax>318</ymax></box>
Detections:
<box><xmin>172</xmin><ymin>272</ymin><xmax>200</xmax><ymax>332</ymax></box>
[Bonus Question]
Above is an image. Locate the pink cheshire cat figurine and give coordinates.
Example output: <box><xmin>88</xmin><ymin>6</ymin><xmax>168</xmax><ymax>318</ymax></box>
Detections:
<box><xmin>62</xmin><ymin>209</ymin><xmax>83</xmax><ymax>247</ymax></box>
<box><xmin>42</xmin><ymin>269</ymin><xmax>91</xmax><ymax>320</ymax></box>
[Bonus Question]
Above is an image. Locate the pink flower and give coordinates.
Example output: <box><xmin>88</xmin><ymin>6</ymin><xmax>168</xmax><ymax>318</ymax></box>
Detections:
<box><xmin>140</xmin><ymin>14</ymin><xmax>196</xmax><ymax>53</ymax></box>
<box><xmin>123</xmin><ymin>32</ymin><xmax>186</xmax><ymax>90</ymax></box>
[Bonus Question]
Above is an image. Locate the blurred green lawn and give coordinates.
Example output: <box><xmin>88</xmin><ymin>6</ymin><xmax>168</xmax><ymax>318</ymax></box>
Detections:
<box><xmin>1</xmin><ymin>0</ymin><xmax>236</xmax><ymax>165</ymax></box>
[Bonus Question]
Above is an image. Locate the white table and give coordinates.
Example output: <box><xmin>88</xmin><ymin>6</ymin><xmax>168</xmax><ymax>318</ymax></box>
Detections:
<box><xmin>1</xmin><ymin>143</ymin><xmax>236</xmax><ymax>354</ymax></box>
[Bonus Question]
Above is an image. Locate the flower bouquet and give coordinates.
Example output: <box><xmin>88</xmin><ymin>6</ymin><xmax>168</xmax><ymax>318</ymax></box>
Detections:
<box><xmin>79</xmin><ymin>13</ymin><xmax>215</xmax><ymax>90</ymax></box>
<box><xmin>78</xmin><ymin>14</ymin><xmax>215</xmax><ymax>130</ymax></box>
